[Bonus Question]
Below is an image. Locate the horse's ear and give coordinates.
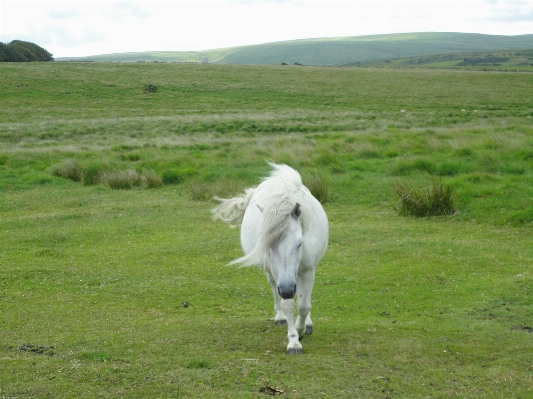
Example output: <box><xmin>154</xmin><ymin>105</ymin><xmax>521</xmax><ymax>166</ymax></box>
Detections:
<box><xmin>291</xmin><ymin>203</ymin><xmax>301</xmax><ymax>218</ymax></box>
<box><xmin>257</xmin><ymin>204</ymin><xmax>264</xmax><ymax>213</ymax></box>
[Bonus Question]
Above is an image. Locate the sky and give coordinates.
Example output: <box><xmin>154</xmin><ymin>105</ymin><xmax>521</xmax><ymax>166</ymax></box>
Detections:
<box><xmin>1</xmin><ymin>0</ymin><xmax>532</xmax><ymax>58</ymax></box>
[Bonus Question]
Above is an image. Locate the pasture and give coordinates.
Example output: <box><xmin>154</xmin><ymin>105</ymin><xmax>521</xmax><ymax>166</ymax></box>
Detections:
<box><xmin>1</xmin><ymin>62</ymin><xmax>532</xmax><ymax>398</ymax></box>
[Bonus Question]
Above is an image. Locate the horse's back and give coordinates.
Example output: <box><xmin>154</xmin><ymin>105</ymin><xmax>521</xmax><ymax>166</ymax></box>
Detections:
<box><xmin>300</xmin><ymin>186</ymin><xmax>329</xmax><ymax>268</ymax></box>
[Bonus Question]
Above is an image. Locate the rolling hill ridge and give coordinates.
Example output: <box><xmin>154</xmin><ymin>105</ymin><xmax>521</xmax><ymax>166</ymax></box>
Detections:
<box><xmin>56</xmin><ymin>32</ymin><xmax>533</xmax><ymax>66</ymax></box>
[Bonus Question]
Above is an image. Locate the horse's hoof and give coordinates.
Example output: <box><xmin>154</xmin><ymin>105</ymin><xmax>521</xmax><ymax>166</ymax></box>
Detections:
<box><xmin>275</xmin><ymin>320</ymin><xmax>287</xmax><ymax>326</ymax></box>
<box><xmin>305</xmin><ymin>326</ymin><xmax>313</xmax><ymax>335</ymax></box>
<box><xmin>287</xmin><ymin>348</ymin><xmax>303</xmax><ymax>355</ymax></box>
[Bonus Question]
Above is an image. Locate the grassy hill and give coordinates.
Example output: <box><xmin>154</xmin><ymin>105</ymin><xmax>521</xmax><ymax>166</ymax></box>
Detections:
<box><xmin>56</xmin><ymin>32</ymin><xmax>533</xmax><ymax>66</ymax></box>
<box><xmin>351</xmin><ymin>49</ymin><xmax>533</xmax><ymax>71</ymax></box>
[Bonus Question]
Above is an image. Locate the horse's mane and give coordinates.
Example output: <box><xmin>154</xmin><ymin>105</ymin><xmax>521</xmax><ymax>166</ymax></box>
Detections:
<box><xmin>263</xmin><ymin>162</ymin><xmax>302</xmax><ymax>186</ymax></box>
<box><xmin>211</xmin><ymin>188</ymin><xmax>255</xmax><ymax>227</ymax></box>
<box><xmin>229</xmin><ymin>163</ymin><xmax>310</xmax><ymax>268</ymax></box>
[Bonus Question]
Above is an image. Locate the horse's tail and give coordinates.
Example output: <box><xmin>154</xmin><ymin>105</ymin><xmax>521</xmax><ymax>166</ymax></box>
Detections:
<box><xmin>211</xmin><ymin>187</ymin><xmax>255</xmax><ymax>227</ymax></box>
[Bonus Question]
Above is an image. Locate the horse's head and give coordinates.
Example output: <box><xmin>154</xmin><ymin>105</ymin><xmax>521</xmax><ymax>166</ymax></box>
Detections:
<box><xmin>269</xmin><ymin>203</ymin><xmax>303</xmax><ymax>300</ymax></box>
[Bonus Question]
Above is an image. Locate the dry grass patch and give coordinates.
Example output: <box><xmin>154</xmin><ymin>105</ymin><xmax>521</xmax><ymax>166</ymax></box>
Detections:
<box><xmin>99</xmin><ymin>168</ymin><xmax>141</xmax><ymax>190</ymax></box>
<box><xmin>51</xmin><ymin>159</ymin><xmax>82</xmax><ymax>182</ymax></box>
<box><xmin>303</xmin><ymin>171</ymin><xmax>331</xmax><ymax>204</ymax></box>
<box><xmin>141</xmin><ymin>169</ymin><xmax>163</xmax><ymax>188</ymax></box>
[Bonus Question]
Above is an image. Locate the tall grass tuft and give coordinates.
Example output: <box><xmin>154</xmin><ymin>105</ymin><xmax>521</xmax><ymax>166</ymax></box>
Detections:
<box><xmin>141</xmin><ymin>169</ymin><xmax>162</xmax><ymax>188</ymax></box>
<box><xmin>82</xmin><ymin>162</ymin><xmax>110</xmax><ymax>186</ymax></box>
<box><xmin>394</xmin><ymin>180</ymin><xmax>457</xmax><ymax>217</ymax></box>
<box><xmin>99</xmin><ymin>169</ymin><xmax>141</xmax><ymax>190</ymax></box>
<box><xmin>304</xmin><ymin>172</ymin><xmax>331</xmax><ymax>204</ymax></box>
<box><xmin>190</xmin><ymin>179</ymin><xmax>245</xmax><ymax>201</ymax></box>
<box><xmin>51</xmin><ymin>159</ymin><xmax>82</xmax><ymax>182</ymax></box>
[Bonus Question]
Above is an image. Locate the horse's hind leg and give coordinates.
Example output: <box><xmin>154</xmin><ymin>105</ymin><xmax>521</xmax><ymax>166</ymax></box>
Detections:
<box><xmin>266</xmin><ymin>270</ymin><xmax>286</xmax><ymax>325</ymax></box>
<box><xmin>304</xmin><ymin>313</ymin><xmax>313</xmax><ymax>335</ymax></box>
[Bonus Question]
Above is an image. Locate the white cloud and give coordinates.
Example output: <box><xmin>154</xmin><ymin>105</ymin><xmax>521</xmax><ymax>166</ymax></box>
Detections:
<box><xmin>1</xmin><ymin>0</ymin><xmax>532</xmax><ymax>57</ymax></box>
<box><xmin>485</xmin><ymin>0</ymin><xmax>533</xmax><ymax>22</ymax></box>
<box><xmin>47</xmin><ymin>6</ymin><xmax>86</xmax><ymax>20</ymax></box>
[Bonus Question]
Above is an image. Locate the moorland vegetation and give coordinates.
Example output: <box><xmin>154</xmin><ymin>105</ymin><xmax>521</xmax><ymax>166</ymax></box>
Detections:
<box><xmin>1</xmin><ymin>61</ymin><xmax>532</xmax><ymax>398</ymax></box>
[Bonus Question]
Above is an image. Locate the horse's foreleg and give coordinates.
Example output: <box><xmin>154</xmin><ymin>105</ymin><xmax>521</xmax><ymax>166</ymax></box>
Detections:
<box><xmin>296</xmin><ymin>269</ymin><xmax>315</xmax><ymax>338</ymax></box>
<box><xmin>267</xmin><ymin>270</ymin><xmax>300</xmax><ymax>354</ymax></box>
<box><xmin>280</xmin><ymin>297</ymin><xmax>301</xmax><ymax>355</ymax></box>
<box><xmin>266</xmin><ymin>270</ymin><xmax>286</xmax><ymax>325</ymax></box>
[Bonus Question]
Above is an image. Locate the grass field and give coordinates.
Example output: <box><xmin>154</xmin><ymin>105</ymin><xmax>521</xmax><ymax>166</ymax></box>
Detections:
<box><xmin>1</xmin><ymin>62</ymin><xmax>532</xmax><ymax>398</ymax></box>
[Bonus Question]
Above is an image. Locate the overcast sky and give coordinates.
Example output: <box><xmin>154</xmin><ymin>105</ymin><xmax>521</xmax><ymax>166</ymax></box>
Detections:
<box><xmin>1</xmin><ymin>0</ymin><xmax>532</xmax><ymax>58</ymax></box>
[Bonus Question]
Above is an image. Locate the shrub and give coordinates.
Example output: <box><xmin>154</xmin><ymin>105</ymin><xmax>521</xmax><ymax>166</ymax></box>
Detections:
<box><xmin>304</xmin><ymin>172</ymin><xmax>331</xmax><ymax>204</ymax></box>
<box><xmin>454</xmin><ymin>148</ymin><xmax>474</xmax><ymax>157</ymax></box>
<box><xmin>499</xmin><ymin>163</ymin><xmax>526</xmax><ymax>175</ymax></box>
<box><xmin>394</xmin><ymin>180</ymin><xmax>457</xmax><ymax>217</ymax></box>
<box><xmin>513</xmin><ymin>149</ymin><xmax>533</xmax><ymax>161</ymax></box>
<box><xmin>464</xmin><ymin>173</ymin><xmax>500</xmax><ymax>184</ymax></box>
<box><xmin>359</xmin><ymin>149</ymin><xmax>381</xmax><ymax>159</ymax></box>
<box><xmin>477</xmin><ymin>154</ymin><xmax>500</xmax><ymax>173</ymax></box>
<box><xmin>436</xmin><ymin>162</ymin><xmax>461</xmax><ymax>176</ymax></box>
<box><xmin>143</xmin><ymin>84</ymin><xmax>157</xmax><ymax>93</ymax></box>
<box><xmin>187</xmin><ymin>358</ymin><xmax>210</xmax><ymax>369</ymax></box>
<box><xmin>121</xmin><ymin>153</ymin><xmax>141</xmax><ymax>162</ymax></box>
<box><xmin>391</xmin><ymin>159</ymin><xmax>435</xmax><ymax>176</ymax></box>
<box><xmin>315</xmin><ymin>154</ymin><xmax>337</xmax><ymax>166</ymax></box>
<box><xmin>189</xmin><ymin>183</ymin><xmax>209</xmax><ymax>200</ymax></box>
<box><xmin>112</xmin><ymin>144</ymin><xmax>141</xmax><ymax>152</ymax></box>
<box><xmin>162</xmin><ymin>170</ymin><xmax>183</xmax><ymax>185</ymax></box>
<box><xmin>51</xmin><ymin>159</ymin><xmax>82</xmax><ymax>182</ymax></box>
<box><xmin>100</xmin><ymin>169</ymin><xmax>141</xmax><ymax>190</ymax></box>
<box><xmin>357</xmin><ymin>143</ymin><xmax>381</xmax><ymax>159</ymax></box>
<box><xmin>506</xmin><ymin>208</ymin><xmax>533</xmax><ymax>226</ymax></box>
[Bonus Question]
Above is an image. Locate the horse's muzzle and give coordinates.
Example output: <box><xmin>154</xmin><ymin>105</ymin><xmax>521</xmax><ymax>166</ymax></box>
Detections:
<box><xmin>277</xmin><ymin>284</ymin><xmax>297</xmax><ymax>300</ymax></box>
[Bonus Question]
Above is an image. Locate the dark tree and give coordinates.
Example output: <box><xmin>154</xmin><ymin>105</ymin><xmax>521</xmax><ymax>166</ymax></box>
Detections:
<box><xmin>0</xmin><ymin>40</ymin><xmax>54</xmax><ymax>62</ymax></box>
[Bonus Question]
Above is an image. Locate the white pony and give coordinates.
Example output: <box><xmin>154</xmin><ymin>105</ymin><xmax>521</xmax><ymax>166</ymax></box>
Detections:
<box><xmin>212</xmin><ymin>163</ymin><xmax>328</xmax><ymax>354</ymax></box>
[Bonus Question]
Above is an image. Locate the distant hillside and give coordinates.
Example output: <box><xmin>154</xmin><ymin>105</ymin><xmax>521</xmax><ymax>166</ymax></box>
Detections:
<box><xmin>56</xmin><ymin>32</ymin><xmax>533</xmax><ymax>66</ymax></box>
<box><xmin>350</xmin><ymin>49</ymin><xmax>533</xmax><ymax>71</ymax></box>
<box><xmin>0</xmin><ymin>40</ymin><xmax>54</xmax><ymax>62</ymax></box>
<box><xmin>58</xmin><ymin>51</ymin><xmax>200</xmax><ymax>63</ymax></box>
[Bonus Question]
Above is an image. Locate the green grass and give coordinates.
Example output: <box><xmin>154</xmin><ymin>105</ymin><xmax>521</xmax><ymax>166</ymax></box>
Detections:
<box><xmin>1</xmin><ymin>62</ymin><xmax>533</xmax><ymax>398</ymax></box>
<box><xmin>1</xmin><ymin>188</ymin><xmax>532</xmax><ymax>398</ymax></box>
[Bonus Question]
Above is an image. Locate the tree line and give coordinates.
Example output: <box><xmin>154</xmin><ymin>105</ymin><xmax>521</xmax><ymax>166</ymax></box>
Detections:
<box><xmin>0</xmin><ymin>40</ymin><xmax>54</xmax><ymax>62</ymax></box>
